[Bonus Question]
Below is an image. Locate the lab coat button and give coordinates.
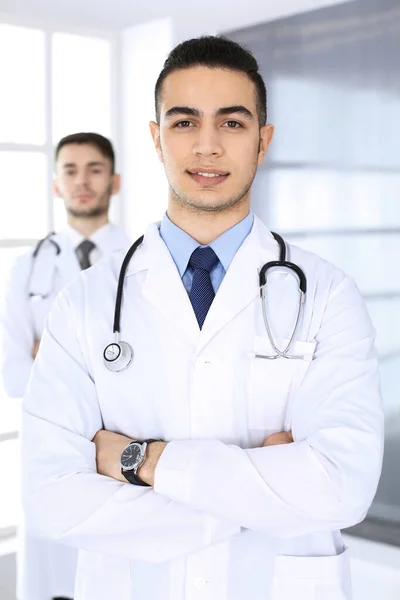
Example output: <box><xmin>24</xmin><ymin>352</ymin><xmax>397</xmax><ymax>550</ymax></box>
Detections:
<box><xmin>194</xmin><ymin>577</ymin><xmax>207</xmax><ymax>589</ymax></box>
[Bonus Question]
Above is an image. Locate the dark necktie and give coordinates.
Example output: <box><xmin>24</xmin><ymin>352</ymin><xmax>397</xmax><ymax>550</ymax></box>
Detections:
<box><xmin>189</xmin><ymin>246</ymin><xmax>219</xmax><ymax>329</ymax></box>
<box><xmin>76</xmin><ymin>240</ymin><xmax>96</xmax><ymax>270</ymax></box>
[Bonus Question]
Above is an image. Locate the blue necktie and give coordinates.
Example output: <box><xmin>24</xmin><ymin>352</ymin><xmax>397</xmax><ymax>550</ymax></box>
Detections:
<box><xmin>189</xmin><ymin>246</ymin><xmax>219</xmax><ymax>329</ymax></box>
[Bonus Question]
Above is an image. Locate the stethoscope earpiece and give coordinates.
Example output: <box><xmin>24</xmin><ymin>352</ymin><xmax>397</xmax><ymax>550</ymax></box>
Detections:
<box><xmin>103</xmin><ymin>341</ymin><xmax>134</xmax><ymax>372</ymax></box>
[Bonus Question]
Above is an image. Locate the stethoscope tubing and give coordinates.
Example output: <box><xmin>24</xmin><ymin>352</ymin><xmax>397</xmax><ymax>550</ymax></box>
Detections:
<box><xmin>107</xmin><ymin>231</ymin><xmax>308</xmax><ymax>368</ymax></box>
<box><xmin>29</xmin><ymin>233</ymin><xmax>61</xmax><ymax>299</ymax></box>
<box><xmin>257</xmin><ymin>231</ymin><xmax>307</xmax><ymax>359</ymax></box>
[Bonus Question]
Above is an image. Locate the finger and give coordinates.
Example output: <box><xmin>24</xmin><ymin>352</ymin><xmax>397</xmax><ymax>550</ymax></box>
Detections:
<box><xmin>263</xmin><ymin>431</ymin><xmax>293</xmax><ymax>447</ymax></box>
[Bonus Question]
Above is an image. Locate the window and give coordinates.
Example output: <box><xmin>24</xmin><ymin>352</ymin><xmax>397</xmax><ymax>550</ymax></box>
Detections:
<box><xmin>0</xmin><ymin>25</ymin><xmax>46</xmax><ymax>145</ymax></box>
<box><xmin>52</xmin><ymin>33</ymin><xmax>112</xmax><ymax>142</ymax></box>
<box><xmin>0</xmin><ymin>21</ymin><xmax>114</xmax><ymax>534</ymax></box>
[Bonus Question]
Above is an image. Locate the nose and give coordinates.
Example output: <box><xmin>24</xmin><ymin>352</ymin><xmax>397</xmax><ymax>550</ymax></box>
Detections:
<box><xmin>192</xmin><ymin>123</ymin><xmax>223</xmax><ymax>158</ymax></box>
<box><xmin>75</xmin><ymin>169</ymin><xmax>89</xmax><ymax>188</ymax></box>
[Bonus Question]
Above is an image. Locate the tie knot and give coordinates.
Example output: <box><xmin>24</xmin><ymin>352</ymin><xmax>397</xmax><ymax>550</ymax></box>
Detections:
<box><xmin>189</xmin><ymin>246</ymin><xmax>219</xmax><ymax>273</ymax></box>
<box><xmin>77</xmin><ymin>239</ymin><xmax>96</xmax><ymax>253</ymax></box>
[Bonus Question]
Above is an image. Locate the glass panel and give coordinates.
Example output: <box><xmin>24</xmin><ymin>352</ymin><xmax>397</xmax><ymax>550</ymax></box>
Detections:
<box><xmin>52</xmin><ymin>33</ymin><xmax>112</xmax><ymax>142</ymax></box>
<box><xmin>253</xmin><ymin>169</ymin><xmax>400</xmax><ymax>231</ymax></box>
<box><xmin>0</xmin><ymin>152</ymin><xmax>48</xmax><ymax>239</ymax></box>
<box><xmin>267</xmin><ymin>78</ymin><xmax>399</xmax><ymax>168</ymax></box>
<box><xmin>284</xmin><ymin>233</ymin><xmax>400</xmax><ymax>296</ymax></box>
<box><xmin>0</xmin><ymin>25</ymin><xmax>45</xmax><ymax>144</ymax></box>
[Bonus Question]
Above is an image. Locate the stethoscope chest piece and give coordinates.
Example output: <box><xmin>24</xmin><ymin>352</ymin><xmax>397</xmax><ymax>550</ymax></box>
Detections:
<box><xmin>103</xmin><ymin>341</ymin><xmax>134</xmax><ymax>372</ymax></box>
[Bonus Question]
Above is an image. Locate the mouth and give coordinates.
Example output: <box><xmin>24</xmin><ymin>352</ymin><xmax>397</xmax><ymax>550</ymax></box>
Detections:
<box><xmin>187</xmin><ymin>168</ymin><xmax>229</xmax><ymax>187</ymax></box>
<box><xmin>74</xmin><ymin>194</ymin><xmax>93</xmax><ymax>201</ymax></box>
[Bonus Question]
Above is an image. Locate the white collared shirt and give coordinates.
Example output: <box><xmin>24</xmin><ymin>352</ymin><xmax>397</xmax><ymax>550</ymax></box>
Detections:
<box><xmin>64</xmin><ymin>223</ymin><xmax>114</xmax><ymax>267</ymax></box>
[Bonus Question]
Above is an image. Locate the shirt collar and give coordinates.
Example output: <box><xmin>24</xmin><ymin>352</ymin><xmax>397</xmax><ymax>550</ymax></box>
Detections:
<box><xmin>64</xmin><ymin>223</ymin><xmax>113</xmax><ymax>251</ymax></box>
<box><xmin>159</xmin><ymin>212</ymin><xmax>254</xmax><ymax>276</ymax></box>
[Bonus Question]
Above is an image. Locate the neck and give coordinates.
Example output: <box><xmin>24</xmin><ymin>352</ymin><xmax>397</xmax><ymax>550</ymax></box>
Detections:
<box><xmin>167</xmin><ymin>198</ymin><xmax>251</xmax><ymax>245</ymax></box>
<box><xmin>67</xmin><ymin>214</ymin><xmax>109</xmax><ymax>238</ymax></box>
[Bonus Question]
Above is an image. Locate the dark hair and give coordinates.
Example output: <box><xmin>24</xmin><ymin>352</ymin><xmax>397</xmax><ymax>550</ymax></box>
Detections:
<box><xmin>155</xmin><ymin>35</ymin><xmax>267</xmax><ymax>127</ymax></box>
<box><xmin>55</xmin><ymin>132</ymin><xmax>116</xmax><ymax>173</ymax></box>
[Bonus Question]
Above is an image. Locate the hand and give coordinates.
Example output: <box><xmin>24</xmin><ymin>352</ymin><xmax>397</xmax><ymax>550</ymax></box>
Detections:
<box><xmin>263</xmin><ymin>430</ymin><xmax>293</xmax><ymax>447</ymax></box>
<box><xmin>93</xmin><ymin>430</ymin><xmax>133</xmax><ymax>483</ymax></box>
<box><xmin>32</xmin><ymin>339</ymin><xmax>41</xmax><ymax>359</ymax></box>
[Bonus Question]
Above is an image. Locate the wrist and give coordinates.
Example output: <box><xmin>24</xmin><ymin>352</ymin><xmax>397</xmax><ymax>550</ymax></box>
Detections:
<box><xmin>138</xmin><ymin>441</ymin><xmax>168</xmax><ymax>486</ymax></box>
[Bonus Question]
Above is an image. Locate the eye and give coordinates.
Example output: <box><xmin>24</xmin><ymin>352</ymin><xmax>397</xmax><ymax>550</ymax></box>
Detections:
<box><xmin>223</xmin><ymin>120</ymin><xmax>242</xmax><ymax>129</ymax></box>
<box><xmin>65</xmin><ymin>170</ymin><xmax>75</xmax><ymax>176</ymax></box>
<box><xmin>174</xmin><ymin>120</ymin><xmax>194</xmax><ymax>128</ymax></box>
<box><xmin>91</xmin><ymin>168</ymin><xmax>102</xmax><ymax>174</ymax></box>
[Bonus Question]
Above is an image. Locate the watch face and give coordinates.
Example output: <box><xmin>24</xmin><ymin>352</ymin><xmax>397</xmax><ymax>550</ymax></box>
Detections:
<box><xmin>121</xmin><ymin>443</ymin><xmax>142</xmax><ymax>470</ymax></box>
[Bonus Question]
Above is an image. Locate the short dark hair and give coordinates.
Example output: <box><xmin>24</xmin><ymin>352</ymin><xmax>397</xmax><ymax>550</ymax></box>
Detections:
<box><xmin>55</xmin><ymin>132</ymin><xmax>116</xmax><ymax>173</ymax></box>
<box><xmin>155</xmin><ymin>35</ymin><xmax>267</xmax><ymax>127</ymax></box>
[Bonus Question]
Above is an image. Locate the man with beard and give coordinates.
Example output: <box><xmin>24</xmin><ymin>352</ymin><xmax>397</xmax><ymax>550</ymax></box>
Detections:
<box><xmin>21</xmin><ymin>39</ymin><xmax>382</xmax><ymax>600</ymax></box>
<box><xmin>1</xmin><ymin>132</ymin><xmax>130</xmax><ymax>600</ymax></box>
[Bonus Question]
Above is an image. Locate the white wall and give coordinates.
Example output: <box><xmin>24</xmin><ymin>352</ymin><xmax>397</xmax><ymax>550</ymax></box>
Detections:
<box><xmin>121</xmin><ymin>18</ymin><xmax>173</xmax><ymax>239</ymax></box>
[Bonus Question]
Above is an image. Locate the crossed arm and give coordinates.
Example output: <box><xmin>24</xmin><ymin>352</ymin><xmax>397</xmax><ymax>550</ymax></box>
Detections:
<box><xmin>22</xmin><ymin>276</ymin><xmax>383</xmax><ymax>563</ymax></box>
<box><xmin>93</xmin><ymin>430</ymin><xmax>293</xmax><ymax>486</ymax></box>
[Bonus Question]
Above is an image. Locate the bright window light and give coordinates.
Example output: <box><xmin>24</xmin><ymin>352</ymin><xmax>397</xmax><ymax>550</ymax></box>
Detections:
<box><xmin>0</xmin><ymin>25</ymin><xmax>46</xmax><ymax>145</ymax></box>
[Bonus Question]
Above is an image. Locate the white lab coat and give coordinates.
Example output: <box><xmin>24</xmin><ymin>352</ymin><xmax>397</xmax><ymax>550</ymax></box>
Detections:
<box><xmin>21</xmin><ymin>217</ymin><xmax>384</xmax><ymax>600</ymax></box>
<box><xmin>2</xmin><ymin>223</ymin><xmax>130</xmax><ymax>600</ymax></box>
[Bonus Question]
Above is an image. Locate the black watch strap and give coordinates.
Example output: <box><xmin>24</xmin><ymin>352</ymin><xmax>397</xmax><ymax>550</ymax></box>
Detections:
<box><xmin>121</xmin><ymin>439</ymin><xmax>161</xmax><ymax>486</ymax></box>
<box><xmin>122</xmin><ymin>470</ymin><xmax>151</xmax><ymax>486</ymax></box>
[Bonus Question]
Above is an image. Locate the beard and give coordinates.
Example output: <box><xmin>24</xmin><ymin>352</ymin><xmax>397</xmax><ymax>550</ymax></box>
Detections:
<box><xmin>66</xmin><ymin>185</ymin><xmax>112</xmax><ymax>219</ymax></box>
<box><xmin>67</xmin><ymin>204</ymin><xmax>109</xmax><ymax>219</ymax></box>
<box><xmin>168</xmin><ymin>175</ymin><xmax>255</xmax><ymax>214</ymax></box>
<box><xmin>162</xmin><ymin>147</ymin><xmax>259</xmax><ymax>215</ymax></box>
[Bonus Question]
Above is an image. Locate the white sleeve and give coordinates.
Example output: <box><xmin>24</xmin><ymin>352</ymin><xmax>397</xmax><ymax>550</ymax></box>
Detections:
<box><xmin>22</xmin><ymin>290</ymin><xmax>239</xmax><ymax>564</ymax></box>
<box><xmin>155</xmin><ymin>275</ymin><xmax>384</xmax><ymax>538</ymax></box>
<box><xmin>1</xmin><ymin>255</ymin><xmax>34</xmax><ymax>398</ymax></box>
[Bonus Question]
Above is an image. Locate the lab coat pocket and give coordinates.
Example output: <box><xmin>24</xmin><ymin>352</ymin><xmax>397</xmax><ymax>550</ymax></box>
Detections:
<box><xmin>271</xmin><ymin>547</ymin><xmax>352</xmax><ymax>600</ymax></box>
<box><xmin>247</xmin><ymin>337</ymin><xmax>316</xmax><ymax>430</ymax></box>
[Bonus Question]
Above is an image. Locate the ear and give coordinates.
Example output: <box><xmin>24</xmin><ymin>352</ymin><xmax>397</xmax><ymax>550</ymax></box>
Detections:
<box><xmin>53</xmin><ymin>179</ymin><xmax>61</xmax><ymax>198</ymax></box>
<box><xmin>257</xmin><ymin>124</ymin><xmax>274</xmax><ymax>167</ymax></box>
<box><xmin>111</xmin><ymin>173</ymin><xmax>121</xmax><ymax>195</ymax></box>
<box><xmin>149</xmin><ymin>121</ymin><xmax>163</xmax><ymax>163</ymax></box>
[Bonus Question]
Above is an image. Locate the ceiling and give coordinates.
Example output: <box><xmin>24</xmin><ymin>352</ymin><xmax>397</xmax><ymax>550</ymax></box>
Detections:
<box><xmin>0</xmin><ymin>0</ymin><xmax>354</xmax><ymax>34</ymax></box>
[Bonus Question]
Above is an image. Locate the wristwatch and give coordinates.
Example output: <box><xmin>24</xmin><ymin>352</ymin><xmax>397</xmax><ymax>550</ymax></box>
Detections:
<box><xmin>120</xmin><ymin>439</ymin><xmax>160</xmax><ymax>486</ymax></box>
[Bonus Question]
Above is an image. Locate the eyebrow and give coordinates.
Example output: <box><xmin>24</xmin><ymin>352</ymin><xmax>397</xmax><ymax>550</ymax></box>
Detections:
<box><xmin>62</xmin><ymin>161</ymin><xmax>106</xmax><ymax>169</ymax></box>
<box><xmin>164</xmin><ymin>105</ymin><xmax>254</xmax><ymax>120</ymax></box>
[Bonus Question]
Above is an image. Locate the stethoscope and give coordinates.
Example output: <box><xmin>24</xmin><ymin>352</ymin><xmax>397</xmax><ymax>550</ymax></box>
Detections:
<box><xmin>29</xmin><ymin>232</ymin><xmax>61</xmax><ymax>300</ymax></box>
<box><xmin>103</xmin><ymin>231</ymin><xmax>307</xmax><ymax>373</ymax></box>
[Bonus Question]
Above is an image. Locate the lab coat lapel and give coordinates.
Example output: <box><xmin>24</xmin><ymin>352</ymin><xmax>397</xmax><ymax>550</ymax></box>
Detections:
<box><xmin>54</xmin><ymin>232</ymin><xmax>81</xmax><ymax>284</ymax></box>
<box><xmin>103</xmin><ymin>225</ymin><xmax>131</xmax><ymax>254</ymax></box>
<box><xmin>197</xmin><ymin>218</ymin><xmax>279</xmax><ymax>353</ymax></box>
<box><xmin>140</xmin><ymin>224</ymin><xmax>200</xmax><ymax>343</ymax></box>
<box><xmin>29</xmin><ymin>232</ymin><xmax>80</xmax><ymax>297</ymax></box>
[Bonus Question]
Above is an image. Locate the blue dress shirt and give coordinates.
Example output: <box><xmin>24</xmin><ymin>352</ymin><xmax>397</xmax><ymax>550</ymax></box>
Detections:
<box><xmin>159</xmin><ymin>212</ymin><xmax>254</xmax><ymax>294</ymax></box>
